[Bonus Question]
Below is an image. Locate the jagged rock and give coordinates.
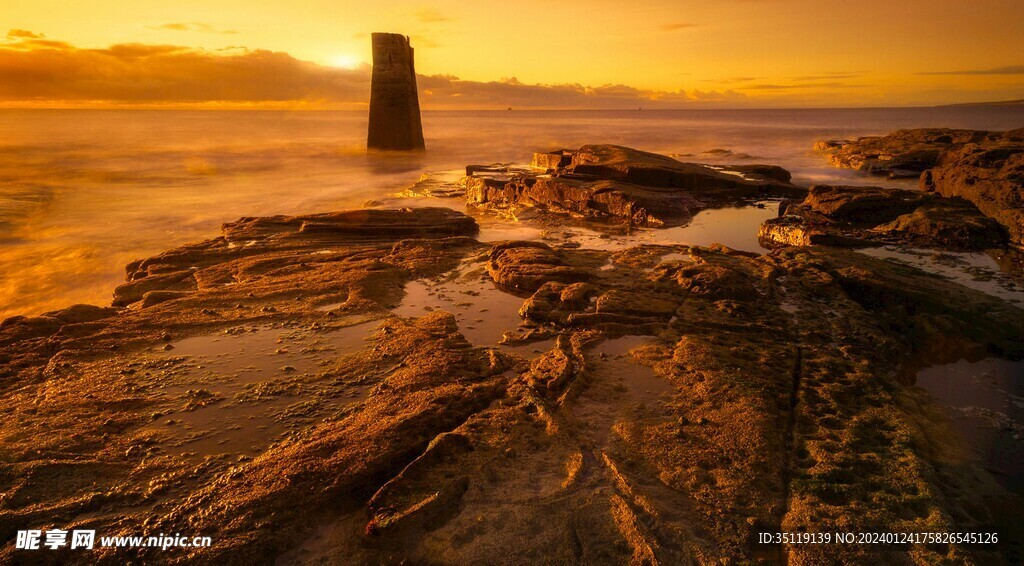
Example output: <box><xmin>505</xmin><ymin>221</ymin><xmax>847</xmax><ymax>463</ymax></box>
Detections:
<box><xmin>813</xmin><ymin>128</ymin><xmax>999</xmax><ymax>176</ymax></box>
<box><xmin>802</xmin><ymin>185</ymin><xmax>925</xmax><ymax>222</ymax></box>
<box><xmin>760</xmin><ymin>185</ymin><xmax>1007</xmax><ymax>250</ymax></box>
<box><xmin>530</xmin><ymin>150</ymin><xmax>572</xmax><ymax>171</ymax></box>
<box><xmin>40</xmin><ymin>304</ymin><xmax>118</xmax><ymax>324</ymax></box>
<box><xmin>465</xmin><ymin>145</ymin><xmax>804</xmax><ymax>226</ymax></box>
<box><xmin>468</xmin><ymin>176</ymin><xmax>701</xmax><ymax>225</ymax></box>
<box><xmin>486</xmin><ymin>241</ymin><xmax>592</xmax><ymax>291</ymax></box>
<box><xmin>567</xmin><ymin>145</ymin><xmax>792</xmax><ymax>191</ymax></box>
<box><xmin>757</xmin><ymin>216</ymin><xmax>872</xmax><ymax>248</ymax></box>
<box><xmin>816</xmin><ymin>128</ymin><xmax>1024</xmax><ymax>248</ymax></box>
<box><xmin>366</xmin><ymin>432</ymin><xmax>474</xmax><ymax>536</ymax></box>
<box><xmin>875</xmin><ymin>205</ymin><xmax>1007</xmax><ymax>249</ymax></box>
<box><xmin>921</xmin><ymin>136</ymin><xmax>1024</xmax><ymax>248</ymax></box>
<box><xmin>0</xmin><ymin>305</ymin><xmax>120</xmax><ymax>348</ymax></box>
<box><xmin>595</xmin><ymin>288</ymin><xmax>680</xmax><ymax>318</ymax></box>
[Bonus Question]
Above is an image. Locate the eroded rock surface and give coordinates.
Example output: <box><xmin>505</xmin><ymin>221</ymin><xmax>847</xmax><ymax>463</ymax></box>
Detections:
<box><xmin>1</xmin><ymin>205</ymin><xmax>1023</xmax><ymax>564</ymax></box>
<box><xmin>465</xmin><ymin>145</ymin><xmax>804</xmax><ymax>227</ymax></box>
<box><xmin>922</xmin><ymin>137</ymin><xmax>1024</xmax><ymax>248</ymax></box>
<box><xmin>816</xmin><ymin>129</ymin><xmax>1024</xmax><ymax>248</ymax></box>
<box><xmin>112</xmin><ymin>207</ymin><xmax>477</xmax><ymax>308</ymax></box>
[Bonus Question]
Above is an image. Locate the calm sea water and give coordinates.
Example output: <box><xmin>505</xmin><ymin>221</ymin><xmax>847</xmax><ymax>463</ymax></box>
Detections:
<box><xmin>1</xmin><ymin>107</ymin><xmax>1022</xmax><ymax>318</ymax></box>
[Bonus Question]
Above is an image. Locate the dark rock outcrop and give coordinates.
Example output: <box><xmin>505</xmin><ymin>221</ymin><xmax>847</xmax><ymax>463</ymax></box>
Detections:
<box><xmin>466</xmin><ymin>144</ymin><xmax>804</xmax><ymax>226</ymax></box>
<box><xmin>530</xmin><ymin>150</ymin><xmax>572</xmax><ymax>172</ymax></box>
<box><xmin>467</xmin><ymin>176</ymin><xmax>702</xmax><ymax>225</ymax></box>
<box><xmin>759</xmin><ymin>185</ymin><xmax>1006</xmax><ymax>250</ymax></box>
<box><xmin>801</xmin><ymin>185</ymin><xmax>925</xmax><ymax>222</ymax></box>
<box><xmin>567</xmin><ymin>145</ymin><xmax>797</xmax><ymax>195</ymax></box>
<box><xmin>816</xmin><ymin>128</ymin><xmax>1024</xmax><ymax>248</ymax></box>
<box><xmin>922</xmin><ymin>136</ymin><xmax>1024</xmax><ymax>248</ymax></box>
<box><xmin>813</xmin><ymin>129</ymin><xmax>997</xmax><ymax>177</ymax></box>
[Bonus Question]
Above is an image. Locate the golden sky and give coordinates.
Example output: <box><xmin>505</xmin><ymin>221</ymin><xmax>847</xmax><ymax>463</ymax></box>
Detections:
<box><xmin>2</xmin><ymin>0</ymin><xmax>1023</xmax><ymax>107</ymax></box>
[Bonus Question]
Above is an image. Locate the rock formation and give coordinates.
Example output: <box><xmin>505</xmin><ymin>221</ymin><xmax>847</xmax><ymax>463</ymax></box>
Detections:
<box><xmin>367</xmin><ymin>33</ymin><xmax>425</xmax><ymax>151</ymax></box>
<box><xmin>1</xmin><ymin>203</ymin><xmax>1022</xmax><ymax>564</ymax></box>
<box><xmin>759</xmin><ymin>185</ymin><xmax>1007</xmax><ymax>250</ymax></box>
<box><xmin>463</xmin><ymin>145</ymin><xmax>803</xmax><ymax>226</ymax></box>
<box><xmin>922</xmin><ymin>135</ymin><xmax>1024</xmax><ymax>249</ymax></box>
<box><xmin>815</xmin><ymin>129</ymin><xmax>1024</xmax><ymax>248</ymax></box>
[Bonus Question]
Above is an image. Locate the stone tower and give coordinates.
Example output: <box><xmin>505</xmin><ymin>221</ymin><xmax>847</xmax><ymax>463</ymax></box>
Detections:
<box><xmin>367</xmin><ymin>33</ymin><xmax>425</xmax><ymax>151</ymax></box>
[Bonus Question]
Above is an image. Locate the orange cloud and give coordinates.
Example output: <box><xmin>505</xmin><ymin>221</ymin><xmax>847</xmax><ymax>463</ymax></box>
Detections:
<box><xmin>919</xmin><ymin>65</ymin><xmax>1024</xmax><ymax>76</ymax></box>
<box><xmin>0</xmin><ymin>36</ymin><xmax>369</xmax><ymax>103</ymax></box>
<box><xmin>146</xmin><ymin>22</ymin><xmax>238</xmax><ymax>34</ymax></box>
<box><xmin>7</xmin><ymin>29</ymin><xmax>43</xmax><ymax>39</ymax></box>
<box><xmin>0</xmin><ymin>33</ymin><xmax>744</xmax><ymax>108</ymax></box>
<box><xmin>414</xmin><ymin>8</ymin><xmax>452</xmax><ymax>23</ymax></box>
<box><xmin>4</xmin><ymin>29</ymin><xmax>72</xmax><ymax>50</ymax></box>
<box><xmin>661</xmin><ymin>23</ymin><xmax>699</xmax><ymax>32</ymax></box>
<box><xmin>737</xmin><ymin>83</ymin><xmax>867</xmax><ymax>90</ymax></box>
<box><xmin>418</xmin><ymin>74</ymin><xmax>744</xmax><ymax>108</ymax></box>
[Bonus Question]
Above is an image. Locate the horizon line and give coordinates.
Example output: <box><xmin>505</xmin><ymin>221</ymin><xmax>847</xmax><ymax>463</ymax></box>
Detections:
<box><xmin>0</xmin><ymin>100</ymin><xmax>1021</xmax><ymax>112</ymax></box>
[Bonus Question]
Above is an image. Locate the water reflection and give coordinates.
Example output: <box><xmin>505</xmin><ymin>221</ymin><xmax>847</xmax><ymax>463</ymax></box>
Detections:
<box><xmin>915</xmin><ymin>358</ymin><xmax>1024</xmax><ymax>493</ymax></box>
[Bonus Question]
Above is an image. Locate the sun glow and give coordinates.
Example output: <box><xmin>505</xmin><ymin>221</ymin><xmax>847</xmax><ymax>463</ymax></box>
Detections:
<box><xmin>329</xmin><ymin>54</ymin><xmax>361</xmax><ymax>69</ymax></box>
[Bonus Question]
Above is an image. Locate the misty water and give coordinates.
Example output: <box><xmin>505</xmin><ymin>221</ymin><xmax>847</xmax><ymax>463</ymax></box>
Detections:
<box><xmin>1</xmin><ymin>106</ymin><xmax>1023</xmax><ymax>319</ymax></box>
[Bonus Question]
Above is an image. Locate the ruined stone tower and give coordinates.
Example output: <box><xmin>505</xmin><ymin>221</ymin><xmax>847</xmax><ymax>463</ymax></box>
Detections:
<box><xmin>367</xmin><ymin>33</ymin><xmax>425</xmax><ymax>151</ymax></box>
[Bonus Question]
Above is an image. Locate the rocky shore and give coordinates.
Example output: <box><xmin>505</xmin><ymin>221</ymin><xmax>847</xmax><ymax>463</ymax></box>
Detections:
<box><xmin>1</xmin><ymin>140</ymin><xmax>1023</xmax><ymax>564</ymax></box>
<box><xmin>815</xmin><ymin>128</ymin><xmax>1024</xmax><ymax>248</ymax></box>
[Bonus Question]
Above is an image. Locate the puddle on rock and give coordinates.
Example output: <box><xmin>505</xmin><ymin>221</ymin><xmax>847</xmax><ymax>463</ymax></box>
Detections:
<box><xmin>572</xmin><ymin>336</ymin><xmax>674</xmax><ymax>448</ymax></box>
<box><xmin>863</xmin><ymin>246</ymin><xmax>1024</xmax><ymax>303</ymax></box>
<box><xmin>915</xmin><ymin>358</ymin><xmax>1024</xmax><ymax>493</ymax></box>
<box><xmin>477</xmin><ymin>220</ymin><xmax>546</xmax><ymax>243</ymax></box>
<box><xmin>539</xmin><ymin>201</ymin><xmax>781</xmax><ymax>254</ymax></box>
<box><xmin>163</xmin><ymin>320</ymin><xmax>379</xmax><ymax>378</ymax></box>
<box><xmin>498</xmin><ymin>338</ymin><xmax>557</xmax><ymax>360</ymax></box>
<box><xmin>392</xmin><ymin>262</ymin><xmax>528</xmax><ymax>346</ymax></box>
<box><xmin>146</xmin><ymin>319</ymin><xmax>380</xmax><ymax>458</ymax></box>
<box><xmin>643</xmin><ymin>200</ymin><xmax>781</xmax><ymax>254</ymax></box>
<box><xmin>657</xmin><ymin>251</ymin><xmax>692</xmax><ymax>264</ymax></box>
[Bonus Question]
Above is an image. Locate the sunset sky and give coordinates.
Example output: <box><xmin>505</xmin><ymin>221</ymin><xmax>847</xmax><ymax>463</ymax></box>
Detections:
<box><xmin>2</xmin><ymin>0</ymin><xmax>1023</xmax><ymax>108</ymax></box>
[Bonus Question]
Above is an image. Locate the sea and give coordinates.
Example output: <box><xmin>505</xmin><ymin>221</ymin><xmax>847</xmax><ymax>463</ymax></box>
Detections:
<box><xmin>1</xmin><ymin>106</ymin><xmax>1022</xmax><ymax>320</ymax></box>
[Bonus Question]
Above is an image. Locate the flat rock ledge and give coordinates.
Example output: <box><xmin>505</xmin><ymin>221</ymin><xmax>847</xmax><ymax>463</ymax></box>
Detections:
<box><xmin>112</xmin><ymin>207</ymin><xmax>477</xmax><ymax>308</ymax></box>
<box><xmin>463</xmin><ymin>144</ymin><xmax>804</xmax><ymax>227</ymax></box>
<box><xmin>1</xmin><ymin>207</ymin><xmax>1023</xmax><ymax>564</ymax></box>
